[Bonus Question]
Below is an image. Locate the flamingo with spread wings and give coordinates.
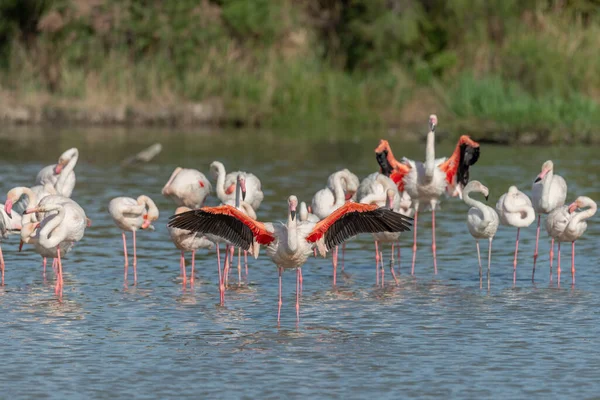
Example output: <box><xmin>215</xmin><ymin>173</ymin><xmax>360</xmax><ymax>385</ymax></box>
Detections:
<box><xmin>375</xmin><ymin>115</ymin><xmax>480</xmax><ymax>275</ymax></box>
<box><xmin>168</xmin><ymin>198</ymin><xmax>412</xmax><ymax>324</ymax></box>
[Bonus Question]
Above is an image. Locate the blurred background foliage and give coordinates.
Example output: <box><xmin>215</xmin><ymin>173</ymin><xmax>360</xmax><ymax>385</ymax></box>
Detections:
<box><xmin>1</xmin><ymin>0</ymin><xmax>600</xmax><ymax>141</ymax></box>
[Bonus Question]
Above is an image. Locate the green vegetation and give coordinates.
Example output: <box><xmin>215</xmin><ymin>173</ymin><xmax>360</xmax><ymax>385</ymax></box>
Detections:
<box><xmin>1</xmin><ymin>0</ymin><xmax>600</xmax><ymax>142</ymax></box>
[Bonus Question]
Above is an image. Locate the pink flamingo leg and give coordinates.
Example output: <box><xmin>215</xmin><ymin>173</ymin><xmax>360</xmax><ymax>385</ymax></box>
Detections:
<box><xmin>181</xmin><ymin>250</ymin><xmax>187</xmax><ymax>285</ymax></box>
<box><xmin>277</xmin><ymin>267</ymin><xmax>283</xmax><ymax>324</ymax></box>
<box><xmin>389</xmin><ymin>245</ymin><xmax>399</xmax><ymax>285</ymax></box>
<box><xmin>411</xmin><ymin>210</ymin><xmax>418</xmax><ymax>275</ymax></box>
<box><xmin>476</xmin><ymin>240</ymin><xmax>482</xmax><ymax>289</ymax></box>
<box><xmin>487</xmin><ymin>238</ymin><xmax>493</xmax><ymax>291</ymax></box>
<box><xmin>217</xmin><ymin>245</ymin><xmax>224</xmax><ymax>305</ymax></box>
<box><xmin>179</xmin><ymin>251</ymin><xmax>184</xmax><ymax>278</ymax></box>
<box><xmin>122</xmin><ymin>232</ymin><xmax>128</xmax><ymax>282</ymax></box>
<box><xmin>571</xmin><ymin>241</ymin><xmax>575</xmax><ymax>286</ymax></box>
<box><xmin>375</xmin><ymin>241</ymin><xmax>380</xmax><ymax>286</ymax></box>
<box><xmin>56</xmin><ymin>246</ymin><xmax>63</xmax><ymax>298</ymax></box>
<box><xmin>132</xmin><ymin>230</ymin><xmax>137</xmax><ymax>284</ymax></box>
<box><xmin>0</xmin><ymin>244</ymin><xmax>4</xmax><ymax>286</ymax></box>
<box><xmin>397</xmin><ymin>242</ymin><xmax>401</xmax><ymax>274</ymax></box>
<box><xmin>549</xmin><ymin>238</ymin><xmax>554</xmax><ymax>282</ymax></box>
<box><xmin>237</xmin><ymin>247</ymin><xmax>242</xmax><ymax>285</ymax></box>
<box><xmin>299</xmin><ymin>267</ymin><xmax>303</xmax><ymax>293</ymax></box>
<box><xmin>296</xmin><ymin>268</ymin><xmax>300</xmax><ymax>323</ymax></box>
<box><xmin>244</xmin><ymin>250</ymin><xmax>248</xmax><ymax>278</ymax></box>
<box><xmin>532</xmin><ymin>215</ymin><xmax>541</xmax><ymax>281</ymax></box>
<box><xmin>43</xmin><ymin>257</ymin><xmax>47</xmax><ymax>277</ymax></box>
<box><xmin>380</xmin><ymin>251</ymin><xmax>385</xmax><ymax>287</ymax></box>
<box><xmin>431</xmin><ymin>208</ymin><xmax>437</xmax><ymax>275</ymax></box>
<box><xmin>223</xmin><ymin>245</ymin><xmax>232</xmax><ymax>287</ymax></box>
<box><xmin>52</xmin><ymin>258</ymin><xmax>57</xmax><ymax>274</ymax></box>
<box><xmin>513</xmin><ymin>228</ymin><xmax>520</xmax><ymax>285</ymax></box>
<box><xmin>341</xmin><ymin>243</ymin><xmax>346</xmax><ymax>271</ymax></box>
<box><xmin>332</xmin><ymin>246</ymin><xmax>338</xmax><ymax>286</ymax></box>
<box><xmin>557</xmin><ymin>242</ymin><xmax>561</xmax><ymax>286</ymax></box>
<box><xmin>191</xmin><ymin>250</ymin><xmax>196</xmax><ymax>286</ymax></box>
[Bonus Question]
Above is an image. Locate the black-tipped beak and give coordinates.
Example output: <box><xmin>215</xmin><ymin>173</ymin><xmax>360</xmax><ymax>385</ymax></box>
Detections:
<box><xmin>534</xmin><ymin>177</ymin><xmax>541</xmax><ymax>183</ymax></box>
<box><xmin>242</xmin><ymin>188</ymin><xmax>246</xmax><ymax>201</ymax></box>
<box><xmin>485</xmin><ymin>195</ymin><xmax>489</xmax><ymax>201</ymax></box>
<box><xmin>290</xmin><ymin>210</ymin><xmax>296</xmax><ymax>221</ymax></box>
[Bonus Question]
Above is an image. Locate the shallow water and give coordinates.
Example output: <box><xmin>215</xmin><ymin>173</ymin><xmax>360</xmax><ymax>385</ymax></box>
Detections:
<box><xmin>0</xmin><ymin>127</ymin><xmax>599</xmax><ymax>398</ymax></box>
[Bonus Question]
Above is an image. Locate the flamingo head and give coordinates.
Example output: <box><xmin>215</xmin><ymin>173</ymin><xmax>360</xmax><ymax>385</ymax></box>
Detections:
<box><xmin>54</xmin><ymin>148</ymin><xmax>78</xmax><ymax>174</ymax></box>
<box><xmin>568</xmin><ymin>196</ymin><xmax>593</xmax><ymax>214</ymax></box>
<box><xmin>386</xmin><ymin>189</ymin><xmax>396</xmax><ymax>208</ymax></box>
<box><xmin>429</xmin><ymin>114</ymin><xmax>438</xmax><ymax>132</ymax></box>
<box><xmin>19</xmin><ymin>222</ymin><xmax>39</xmax><ymax>251</ymax></box>
<box><xmin>288</xmin><ymin>195</ymin><xmax>298</xmax><ymax>221</ymax></box>
<box><xmin>238</xmin><ymin>176</ymin><xmax>247</xmax><ymax>201</ymax></box>
<box><xmin>465</xmin><ymin>180</ymin><xmax>489</xmax><ymax>201</ymax></box>
<box><xmin>534</xmin><ymin>160</ymin><xmax>554</xmax><ymax>183</ymax></box>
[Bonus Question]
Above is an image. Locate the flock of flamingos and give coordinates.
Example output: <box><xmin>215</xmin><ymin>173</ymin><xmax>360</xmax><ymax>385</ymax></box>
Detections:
<box><xmin>0</xmin><ymin>115</ymin><xmax>596</xmax><ymax>323</ymax></box>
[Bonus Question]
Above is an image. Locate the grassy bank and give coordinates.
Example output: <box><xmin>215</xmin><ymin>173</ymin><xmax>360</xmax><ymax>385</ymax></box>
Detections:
<box><xmin>1</xmin><ymin>0</ymin><xmax>600</xmax><ymax>143</ymax></box>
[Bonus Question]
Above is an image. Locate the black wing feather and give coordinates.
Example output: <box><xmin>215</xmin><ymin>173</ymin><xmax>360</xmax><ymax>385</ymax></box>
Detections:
<box><xmin>457</xmin><ymin>144</ymin><xmax>480</xmax><ymax>186</ymax></box>
<box><xmin>168</xmin><ymin>210</ymin><xmax>254</xmax><ymax>250</ymax></box>
<box><xmin>323</xmin><ymin>208</ymin><xmax>412</xmax><ymax>251</ymax></box>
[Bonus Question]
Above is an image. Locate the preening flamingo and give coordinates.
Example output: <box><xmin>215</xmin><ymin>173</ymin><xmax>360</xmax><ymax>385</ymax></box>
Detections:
<box><xmin>375</xmin><ymin>115</ymin><xmax>481</xmax><ymax>275</ymax></box>
<box><xmin>4</xmin><ymin>185</ymin><xmax>57</xmax><ymax>222</ymax></box>
<box><xmin>162</xmin><ymin>167</ymin><xmax>212</xmax><ymax>209</ymax></box>
<box><xmin>0</xmin><ymin>204</ymin><xmax>22</xmax><ymax>285</ymax></box>
<box><xmin>462</xmin><ymin>181</ymin><xmax>499</xmax><ymax>289</ymax></box>
<box><xmin>210</xmin><ymin>161</ymin><xmax>264</xmax><ymax>211</ymax></box>
<box><xmin>108</xmin><ymin>195</ymin><xmax>159</xmax><ymax>284</ymax></box>
<box><xmin>168</xmin><ymin>197</ymin><xmax>412</xmax><ymax>324</ymax></box>
<box><xmin>22</xmin><ymin>197</ymin><xmax>87</xmax><ymax>297</ymax></box>
<box><xmin>546</xmin><ymin>196</ymin><xmax>596</xmax><ymax>285</ymax></box>
<box><xmin>496</xmin><ymin>186</ymin><xmax>535</xmax><ymax>284</ymax></box>
<box><xmin>36</xmin><ymin>147</ymin><xmax>78</xmax><ymax>197</ymax></box>
<box><xmin>168</xmin><ymin>206</ymin><xmax>214</xmax><ymax>286</ymax></box>
<box><xmin>311</xmin><ymin>168</ymin><xmax>360</xmax><ymax>284</ymax></box>
<box><xmin>531</xmin><ymin>160</ymin><xmax>567</xmax><ymax>280</ymax></box>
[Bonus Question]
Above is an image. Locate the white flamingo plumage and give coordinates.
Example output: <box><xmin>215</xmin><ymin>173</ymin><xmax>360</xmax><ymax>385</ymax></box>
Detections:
<box><xmin>210</xmin><ymin>161</ymin><xmax>264</xmax><ymax>211</ymax></box>
<box><xmin>168</xmin><ymin>197</ymin><xmax>412</xmax><ymax>324</ymax></box>
<box><xmin>546</xmin><ymin>196</ymin><xmax>596</xmax><ymax>285</ymax></box>
<box><xmin>0</xmin><ymin>205</ymin><xmax>22</xmax><ymax>285</ymax></box>
<box><xmin>36</xmin><ymin>148</ymin><xmax>78</xmax><ymax>197</ymax></box>
<box><xmin>496</xmin><ymin>186</ymin><xmax>535</xmax><ymax>284</ymax></box>
<box><xmin>531</xmin><ymin>160</ymin><xmax>567</xmax><ymax>280</ymax></box>
<box><xmin>462</xmin><ymin>181</ymin><xmax>499</xmax><ymax>289</ymax></box>
<box><xmin>162</xmin><ymin>167</ymin><xmax>212</xmax><ymax>209</ymax></box>
<box><xmin>108</xmin><ymin>195</ymin><xmax>159</xmax><ymax>284</ymax></box>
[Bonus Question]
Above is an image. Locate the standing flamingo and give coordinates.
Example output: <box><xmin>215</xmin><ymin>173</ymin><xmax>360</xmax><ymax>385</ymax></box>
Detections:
<box><xmin>36</xmin><ymin>148</ymin><xmax>78</xmax><ymax>197</ymax></box>
<box><xmin>462</xmin><ymin>181</ymin><xmax>499</xmax><ymax>289</ymax></box>
<box><xmin>162</xmin><ymin>167</ymin><xmax>212</xmax><ymax>208</ymax></box>
<box><xmin>168</xmin><ymin>206</ymin><xmax>214</xmax><ymax>286</ymax></box>
<box><xmin>375</xmin><ymin>115</ymin><xmax>481</xmax><ymax>275</ymax></box>
<box><xmin>496</xmin><ymin>186</ymin><xmax>535</xmax><ymax>284</ymax></box>
<box><xmin>311</xmin><ymin>169</ymin><xmax>360</xmax><ymax>285</ymax></box>
<box><xmin>0</xmin><ymin>204</ymin><xmax>22</xmax><ymax>285</ymax></box>
<box><xmin>4</xmin><ymin>185</ymin><xmax>57</xmax><ymax>221</ymax></box>
<box><xmin>22</xmin><ymin>198</ymin><xmax>87</xmax><ymax>297</ymax></box>
<box><xmin>531</xmin><ymin>160</ymin><xmax>567</xmax><ymax>281</ymax></box>
<box><xmin>210</xmin><ymin>161</ymin><xmax>264</xmax><ymax>211</ymax></box>
<box><xmin>168</xmin><ymin>196</ymin><xmax>412</xmax><ymax>324</ymax></box>
<box><xmin>546</xmin><ymin>196</ymin><xmax>596</xmax><ymax>285</ymax></box>
<box><xmin>108</xmin><ymin>195</ymin><xmax>159</xmax><ymax>284</ymax></box>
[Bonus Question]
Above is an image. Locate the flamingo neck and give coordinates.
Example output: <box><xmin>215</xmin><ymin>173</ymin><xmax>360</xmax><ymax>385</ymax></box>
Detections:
<box><xmin>463</xmin><ymin>188</ymin><xmax>493</xmax><ymax>224</ymax></box>
<box><xmin>424</xmin><ymin>130</ymin><xmax>436</xmax><ymax>179</ymax></box>
<box><xmin>214</xmin><ymin>164</ymin><xmax>227</xmax><ymax>201</ymax></box>
<box><xmin>503</xmin><ymin>198</ymin><xmax>534</xmax><ymax>221</ymax></box>
<box><xmin>540</xmin><ymin>169</ymin><xmax>554</xmax><ymax>210</ymax></box>
<box><xmin>332</xmin><ymin>172</ymin><xmax>347</xmax><ymax>206</ymax></box>
<box><xmin>55</xmin><ymin>151</ymin><xmax>78</xmax><ymax>195</ymax></box>
<box><xmin>38</xmin><ymin>204</ymin><xmax>67</xmax><ymax>249</ymax></box>
<box><xmin>287</xmin><ymin>212</ymin><xmax>298</xmax><ymax>254</ymax></box>
<box><xmin>570</xmin><ymin>200</ymin><xmax>597</xmax><ymax>227</ymax></box>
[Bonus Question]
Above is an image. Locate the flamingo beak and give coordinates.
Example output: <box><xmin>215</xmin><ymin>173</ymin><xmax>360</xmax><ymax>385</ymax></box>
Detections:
<box><xmin>290</xmin><ymin>203</ymin><xmax>297</xmax><ymax>221</ymax></box>
<box><xmin>345</xmin><ymin>191</ymin><xmax>355</xmax><ymax>201</ymax></box>
<box><xmin>54</xmin><ymin>160</ymin><xmax>66</xmax><ymax>174</ymax></box>
<box><xmin>568</xmin><ymin>202</ymin><xmax>578</xmax><ymax>213</ymax></box>
<box><xmin>485</xmin><ymin>195</ymin><xmax>489</xmax><ymax>201</ymax></box>
<box><xmin>86</xmin><ymin>218</ymin><xmax>92</xmax><ymax>227</ymax></box>
<box><xmin>4</xmin><ymin>199</ymin><xmax>13</xmax><ymax>218</ymax></box>
<box><xmin>239</xmin><ymin>178</ymin><xmax>247</xmax><ymax>201</ymax></box>
<box><xmin>23</xmin><ymin>207</ymin><xmax>40</xmax><ymax>215</ymax></box>
<box><xmin>534</xmin><ymin>169</ymin><xmax>549</xmax><ymax>183</ymax></box>
<box><xmin>141</xmin><ymin>216</ymin><xmax>151</xmax><ymax>229</ymax></box>
<box><xmin>18</xmin><ymin>240</ymin><xmax>24</xmax><ymax>252</ymax></box>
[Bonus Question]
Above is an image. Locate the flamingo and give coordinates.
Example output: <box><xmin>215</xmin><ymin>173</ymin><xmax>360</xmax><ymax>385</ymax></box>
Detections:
<box><xmin>162</xmin><ymin>167</ymin><xmax>212</xmax><ymax>208</ymax></box>
<box><xmin>358</xmin><ymin>173</ymin><xmax>407</xmax><ymax>285</ymax></box>
<box><xmin>531</xmin><ymin>160</ymin><xmax>567</xmax><ymax>281</ymax></box>
<box><xmin>36</xmin><ymin>148</ymin><xmax>78</xmax><ymax>197</ymax></box>
<box><xmin>375</xmin><ymin>115</ymin><xmax>480</xmax><ymax>275</ymax></box>
<box><xmin>168</xmin><ymin>206</ymin><xmax>214</xmax><ymax>286</ymax></box>
<box><xmin>496</xmin><ymin>186</ymin><xmax>535</xmax><ymax>284</ymax></box>
<box><xmin>108</xmin><ymin>195</ymin><xmax>159</xmax><ymax>284</ymax></box>
<box><xmin>546</xmin><ymin>196</ymin><xmax>596</xmax><ymax>285</ymax></box>
<box><xmin>0</xmin><ymin>204</ymin><xmax>22</xmax><ymax>285</ymax></box>
<box><xmin>4</xmin><ymin>185</ymin><xmax>57</xmax><ymax>221</ymax></box>
<box><xmin>311</xmin><ymin>168</ymin><xmax>360</xmax><ymax>284</ymax></box>
<box><xmin>210</xmin><ymin>161</ymin><xmax>264</xmax><ymax>211</ymax></box>
<box><xmin>168</xmin><ymin>196</ymin><xmax>412</xmax><ymax>324</ymax></box>
<box><xmin>462</xmin><ymin>181</ymin><xmax>499</xmax><ymax>289</ymax></box>
<box><xmin>22</xmin><ymin>198</ymin><xmax>87</xmax><ymax>297</ymax></box>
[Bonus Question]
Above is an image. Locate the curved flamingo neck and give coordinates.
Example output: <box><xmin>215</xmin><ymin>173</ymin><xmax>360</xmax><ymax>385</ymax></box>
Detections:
<box><xmin>540</xmin><ymin>169</ymin><xmax>554</xmax><ymax>210</ymax></box>
<box><xmin>214</xmin><ymin>163</ymin><xmax>227</xmax><ymax>201</ymax></box>
<box><xmin>38</xmin><ymin>205</ymin><xmax>67</xmax><ymax>249</ymax></box>
<box><xmin>287</xmin><ymin>209</ymin><xmax>298</xmax><ymax>254</ymax></box>
<box><xmin>571</xmin><ymin>200</ymin><xmax>597</xmax><ymax>227</ymax></box>
<box><xmin>56</xmin><ymin>151</ymin><xmax>78</xmax><ymax>192</ymax></box>
<box><xmin>464</xmin><ymin>187</ymin><xmax>493</xmax><ymax>223</ymax></box>
<box><xmin>425</xmin><ymin>130</ymin><xmax>436</xmax><ymax>179</ymax></box>
<box><xmin>331</xmin><ymin>172</ymin><xmax>347</xmax><ymax>207</ymax></box>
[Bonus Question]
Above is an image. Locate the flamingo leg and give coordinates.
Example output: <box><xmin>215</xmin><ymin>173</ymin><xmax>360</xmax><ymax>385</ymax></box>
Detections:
<box><xmin>181</xmin><ymin>250</ymin><xmax>187</xmax><ymax>286</ymax></box>
<box><xmin>237</xmin><ymin>247</ymin><xmax>242</xmax><ymax>285</ymax></box>
<box><xmin>52</xmin><ymin>258</ymin><xmax>57</xmax><ymax>275</ymax></box>
<box><xmin>476</xmin><ymin>240</ymin><xmax>482</xmax><ymax>289</ymax></box>
<box><xmin>549</xmin><ymin>238</ymin><xmax>554</xmax><ymax>283</ymax></box>
<box><xmin>244</xmin><ymin>250</ymin><xmax>248</xmax><ymax>278</ymax></box>
<box><xmin>341</xmin><ymin>243</ymin><xmax>346</xmax><ymax>272</ymax></box>
<box><xmin>122</xmin><ymin>232</ymin><xmax>128</xmax><ymax>283</ymax></box>
<box><xmin>0</xmin><ymin>244</ymin><xmax>4</xmax><ymax>286</ymax></box>
<box><xmin>380</xmin><ymin>251</ymin><xmax>385</xmax><ymax>287</ymax></box>
<box><xmin>375</xmin><ymin>241</ymin><xmax>380</xmax><ymax>286</ymax></box>
<box><xmin>431</xmin><ymin>208</ymin><xmax>437</xmax><ymax>275</ymax></box>
<box><xmin>223</xmin><ymin>245</ymin><xmax>232</xmax><ymax>287</ymax></box>
<box><xmin>299</xmin><ymin>267</ymin><xmax>303</xmax><ymax>293</ymax></box>
<box><xmin>331</xmin><ymin>246</ymin><xmax>339</xmax><ymax>286</ymax></box>
<box><xmin>487</xmin><ymin>238</ymin><xmax>492</xmax><ymax>291</ymax></box>
<box><xmin>557</xmin><ymin>242</ymin><xmax>561</xmax><ymax>286</ymax></box>
<box><xmin>191</xmin><ymin>250</ymin><xmax>196</xmax><ymax>286</ymax></box>
<box><xmin>397</xmin><ymin>242</ymin><xmax>401</xmax><ymax>274</ymax></box>
<box><xmin>217</xmin><ymin>245</ymin><xmax>224</xmax><ymax>305</ymax></box>
<box><xmin>228</xmin><ymin>246</ymin><xmax>234</xmax><ymax>280</ymax></box>
<box><xmin>571</xmin><ymin>241</ymin><xmax>575</xmax><ymax>286</ymax></box>
<box><xmin>43</xmin><ymin>257</ymin><xmax>47</xmax><ymax>277</ymax></box>
<box><xmin>411</xmin><ymin>210</ymin><xmax>418</xmax><ymax>275</ymax></box>
<box><xmin>389</xmin><ymin>245</ymin><xmax>399</xmax><ymax>285</ymax></box>
<box><xmin>277</xmin><ymin>267</ymin><xmax>283</xmax><ymax>324</ymax></box>
<box><xmin>296</xmin><ymin>268</ymin><xmax>300</xmax><ymax>323</ymax></box>
<box><xmin>132</xmin><ymin>230</ymin><xmax>137</xmax><ymax>284</ymax></box>
<box><xmin>532</xmin><ymin>215</ymin><xmax>541</xmax><ymax>281</ymax></box>
<box><xmin>56</xmin><ymin>246</ymin><xmax>63</xmax><ymax>298</ymax></box>
<box><xmin>513</xmin><ymin>228</ymin><xmax>520</xmax><ymax>285</ymax></box>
